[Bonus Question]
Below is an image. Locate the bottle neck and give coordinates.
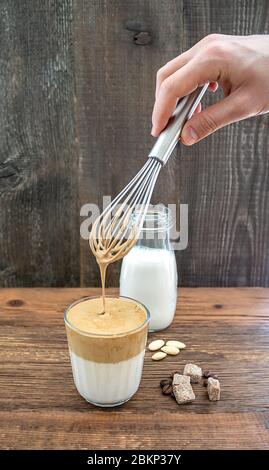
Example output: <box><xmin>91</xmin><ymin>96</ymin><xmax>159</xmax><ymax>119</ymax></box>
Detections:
<box><xmin>136</xmin><ymin>229</ymin><xmax>171</xmax><ymax>250</ymax></box>
<box><xmin>133</xmin><ymin>205</ymin><xmax>172</xmax><ymax>250</ymax></box>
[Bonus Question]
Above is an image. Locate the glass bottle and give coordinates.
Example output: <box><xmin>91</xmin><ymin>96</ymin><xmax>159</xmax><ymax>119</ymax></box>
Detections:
<box><xmin>120</xmin><ymin>205</ymin><xmax>177</xmax><ymax>331</ymax></box>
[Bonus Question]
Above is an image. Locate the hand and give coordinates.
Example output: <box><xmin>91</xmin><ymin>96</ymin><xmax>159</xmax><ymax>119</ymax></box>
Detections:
<box><xmin>151</xmin><ymin>34</ymin><xmax>269</xmax><ymax>145</ymax></box>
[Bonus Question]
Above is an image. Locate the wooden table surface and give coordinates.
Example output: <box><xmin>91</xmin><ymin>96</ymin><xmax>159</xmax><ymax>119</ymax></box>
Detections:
<box><xmin>0</xmin><ymin>287</ymin><xmax>269</xmax><ymax>450</ymax></box>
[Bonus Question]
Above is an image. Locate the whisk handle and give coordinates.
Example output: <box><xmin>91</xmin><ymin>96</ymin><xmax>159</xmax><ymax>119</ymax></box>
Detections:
<box><xmin>148</xmin><ymin>84</ymin><xmax>208</xmax><ymax>165</ymax></box>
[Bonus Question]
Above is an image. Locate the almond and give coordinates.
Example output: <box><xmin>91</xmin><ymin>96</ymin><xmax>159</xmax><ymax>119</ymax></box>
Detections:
<box><xmin>152</xmin><ymin>351</ymin><xmax>167</xmax><ymax>361</ymax></box>
<box><xmin>161</xmin><ymin>346</ymin><xmax>180</xmax><ymax>356</ymax></box>
<box><xmin>148</xmin><ymin>339</ymin><xmax>165</xmax><ymax>351</ymax></box>
<box><xmin>166</xmin><ymin>340</ymin><xmax>186</xmax><ymax>349</ymax></box>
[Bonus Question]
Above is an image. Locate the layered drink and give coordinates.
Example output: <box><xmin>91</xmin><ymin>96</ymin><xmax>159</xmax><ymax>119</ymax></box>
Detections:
<box><xmin>65</xmin><ymin>296</ymin><xmax>149</xmax><ymax>407</ymax></box>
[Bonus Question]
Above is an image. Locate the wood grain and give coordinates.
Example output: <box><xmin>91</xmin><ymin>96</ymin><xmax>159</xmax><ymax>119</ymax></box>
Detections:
<box><xmin>0</xmin><ymin>0</ymin><xmax>79</xmax><ymax>287</ymax></box>
<box><xmin>74</xmin><ymin>0</ymin><xmax>269</xmax><ymax>288</ymax></box>
<box><xmin>1</xmin><ymin>0</ymin><xmax>269</xmax><ymax>287</ymax></box>
<box><xmin>0</xmin><ymin>287</ymin><xmax>269</xmax><ymax>449</ymax></box>
<box><xmin>177</xmin><ymin>0</ymin><xmax>269</xmax><ymax>287</ymax></box>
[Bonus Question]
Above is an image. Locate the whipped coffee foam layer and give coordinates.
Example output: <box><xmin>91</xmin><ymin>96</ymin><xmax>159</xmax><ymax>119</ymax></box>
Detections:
<box><xmin>65</xmin><ymin>297</ymin><xmax>148</xmax><ymax>363</ymax></box>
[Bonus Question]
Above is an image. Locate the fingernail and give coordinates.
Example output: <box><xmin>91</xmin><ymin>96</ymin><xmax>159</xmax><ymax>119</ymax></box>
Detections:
<box><xmin>182</xmin><ymin>126</ymin><xmax>198</xmax><ymax>144</ymax></box>
<box><xmin>151</xmin><ymin>126</ymin><xmax>158</xmax><ymax>137</ymax></box>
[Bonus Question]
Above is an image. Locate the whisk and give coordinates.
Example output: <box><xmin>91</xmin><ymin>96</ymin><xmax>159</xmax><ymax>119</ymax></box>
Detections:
<box><xmin>90</xmin><ymin>85</ymin><xmax>208</xmax><ymax>265</ymax></box>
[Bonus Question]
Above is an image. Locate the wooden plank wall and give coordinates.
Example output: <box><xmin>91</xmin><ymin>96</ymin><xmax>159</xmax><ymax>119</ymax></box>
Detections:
<box><xmin>0</xmin><ymin>0</ymin><xmax>269</xmax><ymax>287</ymax></box>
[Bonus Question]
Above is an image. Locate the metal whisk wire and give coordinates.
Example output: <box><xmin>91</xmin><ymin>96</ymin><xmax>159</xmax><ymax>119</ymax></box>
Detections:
<box><xmin>90</xmin><ymin>158</ymin><xmax>162</xmax><ymax>265</ymax></box>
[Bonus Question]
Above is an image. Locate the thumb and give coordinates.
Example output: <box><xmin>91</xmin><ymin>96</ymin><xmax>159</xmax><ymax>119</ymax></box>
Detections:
<box><xmin>181</xmin><ymin>93</ymin><xmax>246</xmax><ymax>145</ymax></box>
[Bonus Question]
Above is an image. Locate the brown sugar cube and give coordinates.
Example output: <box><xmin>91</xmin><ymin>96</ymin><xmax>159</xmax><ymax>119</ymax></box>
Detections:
<box><xmin>172</xmin><ymin>374</ymin><xmax>195</xmax><ymax>404</ymax></box>
<box><xmin>207</xmin><ymin>377</ymin><xmax>221</xmax><ymax>401</ymax></box>
<box><xmin>173</xmin><ymin>373</ymin><xmax>185</xmax><ymax>386</ymax></box>
<box><xmin>183</xmin><ymin>363</ymin><xmax>203</xmax><ymax>383</ymax></box>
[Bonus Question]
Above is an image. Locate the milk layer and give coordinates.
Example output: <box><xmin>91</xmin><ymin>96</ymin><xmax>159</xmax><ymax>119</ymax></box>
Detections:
<box><xmin>69</xmin><ymin>349</ymin><xmax>145</xmax><ymax>406</ymax></box>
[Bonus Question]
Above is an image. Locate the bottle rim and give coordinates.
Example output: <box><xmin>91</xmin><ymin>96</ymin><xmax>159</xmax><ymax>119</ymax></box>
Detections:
<box><xmin>133</xmin><ymin>204</ymin><xmax>173</xmax><ymax>233</ymax></box>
